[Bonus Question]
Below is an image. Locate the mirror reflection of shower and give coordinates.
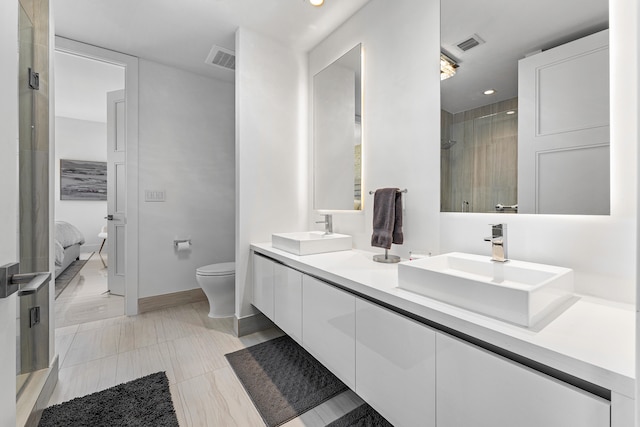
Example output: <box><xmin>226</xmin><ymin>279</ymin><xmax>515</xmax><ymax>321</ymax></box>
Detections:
<box><xmin>440</xmin><ymin>98</ymin><xmax>518</xmax><ymax>213</ymax></box>
<box><xmin>441</xmin><ymin>139</ymin><xmax>457</xmax><ymax>149</ymax></box>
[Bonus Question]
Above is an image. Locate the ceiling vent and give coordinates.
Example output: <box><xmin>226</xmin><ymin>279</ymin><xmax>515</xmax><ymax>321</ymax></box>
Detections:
<box><xmin>205</xmin><ymin>45</ymin><xmax>235</xmax><ymax>71</ymax></box>
<box><xmin>456</xmin><ymin>34</ymin><xmax>485</xmax><ymax>52</ymax></box>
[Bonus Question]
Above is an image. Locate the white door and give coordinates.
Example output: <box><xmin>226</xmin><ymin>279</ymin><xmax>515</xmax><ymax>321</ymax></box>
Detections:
<box><xmin>107</xmin><ymin>90</ymin><xmax>126</xmax><ymax>296</ymax></box>
<box><xmin>518</xmin><ymin>29</ymin><xmax>609</xmax><ymax>214</ymax></box>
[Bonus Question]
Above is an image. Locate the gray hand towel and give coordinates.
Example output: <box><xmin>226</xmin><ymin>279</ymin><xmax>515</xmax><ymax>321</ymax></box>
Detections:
<box><xmin>371</xmin><ymin>188</ymin><xmax>404</xmax><ymax>250</ymax></box>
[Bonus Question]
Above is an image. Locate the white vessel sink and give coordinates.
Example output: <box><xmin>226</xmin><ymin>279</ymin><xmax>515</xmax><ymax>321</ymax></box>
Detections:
<box><xmin>272</xmin><ymin>231</ymin><xmax>352</xmax><ymax>256</ymax></box>
<box><xmin>397</xmin><ymin>252</ymin><xmax>574</xmax><ymax>327</ymax></box>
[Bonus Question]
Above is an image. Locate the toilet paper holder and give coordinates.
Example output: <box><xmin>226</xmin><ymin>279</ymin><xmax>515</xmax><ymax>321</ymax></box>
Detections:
<box><xmin>173</xmin><ymin>239</ymin><xmax>192</xmax><ymax>248</ymax></box>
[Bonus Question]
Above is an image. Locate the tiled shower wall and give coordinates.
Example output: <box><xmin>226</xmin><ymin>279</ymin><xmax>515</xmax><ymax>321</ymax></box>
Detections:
<box><xmin>440</xmin><ymin>98</ymin><xmax>518</xmax><ymax>213</ymax></box>
<box><xmin>18</xmin><ymin>0</ymin><xmax>49</xmax><ymax>273</ymax></box>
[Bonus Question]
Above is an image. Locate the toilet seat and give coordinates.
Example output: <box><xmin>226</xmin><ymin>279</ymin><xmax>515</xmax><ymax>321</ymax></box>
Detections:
<box><xmin>196</xmin><ymin>262</ymin><xmax>235</xmax><ymax>277</ymax></box>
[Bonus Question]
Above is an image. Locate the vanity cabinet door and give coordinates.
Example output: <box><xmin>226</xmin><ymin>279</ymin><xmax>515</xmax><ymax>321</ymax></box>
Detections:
<box><xmin>274</xmin><ymin>263</ymin><xmax>302</xmax><ymax>343</ymax></box>
<box><xmin>355</xmin><ymin>299</ymin><xmax>436</xmax><ymax>427</ymax></box>
<box><xmin>302</xmin><ymin>275</ymin><xmax>355</xmax><ymax>389</ymax></box>
<box><xmin>436</xmin><ymin>333</ymin><xmax>610</xmax><ymax>427</ymax></box>
<box><xmin>252</xmin><ymin>253</ymin><xmax>275</xmax><ymax>321</ymax></box>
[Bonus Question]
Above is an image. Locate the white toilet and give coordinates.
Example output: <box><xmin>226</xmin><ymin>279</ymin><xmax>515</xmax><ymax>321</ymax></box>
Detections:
<box><xmin>196</xmin><ymin>262</ymin><xmax>235</xmax><ymax>318</ymax></box>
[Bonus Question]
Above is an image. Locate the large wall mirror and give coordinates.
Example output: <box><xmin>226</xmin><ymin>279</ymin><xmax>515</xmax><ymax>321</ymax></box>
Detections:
<box><xmin>313</xmin><ymin>44</ymin><xmax>362</xmax><ymax>211</ymax></box>
<box><xmin>440</xmin><ymin>0</ymin><xmax>609</xmax><ymax>215</ymax></box>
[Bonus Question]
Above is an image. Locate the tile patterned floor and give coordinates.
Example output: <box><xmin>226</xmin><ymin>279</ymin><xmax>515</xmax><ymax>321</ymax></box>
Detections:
<box><xmin>55</xmin><ymin>253</ymin><xmax>125</xmax><ymax>329</ymax></box>
<box><xmin>50</xmin><ymin>255</ymin><xmax>363</xmax><ymax>426</ymax></box>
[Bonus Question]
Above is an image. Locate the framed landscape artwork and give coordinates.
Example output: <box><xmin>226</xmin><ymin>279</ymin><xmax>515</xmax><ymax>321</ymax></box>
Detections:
<box><xmin>60</xmin><ymin>159</ymin><xmax>107</xmax><ymax>201</ymax></box>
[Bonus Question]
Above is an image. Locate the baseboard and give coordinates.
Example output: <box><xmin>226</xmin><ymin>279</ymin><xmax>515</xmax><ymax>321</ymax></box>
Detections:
<box><xmin>138</xmin><ymin>288</ymin><xmax>207</xmax><ymax>314</ymax></box>
<box><xmin>234</xmin><ymin>312</ymin><xmax>275</xmax><ymax>337</ymax></box>
<box><xmin>81</xmin><ymin>244</ymin><xmax>100</xmax><ymax>254</ymax></box>
<box><xmin>18</xmin><ymin>355</ymin><xmax>59</xmax><ymax>427</ymax></box>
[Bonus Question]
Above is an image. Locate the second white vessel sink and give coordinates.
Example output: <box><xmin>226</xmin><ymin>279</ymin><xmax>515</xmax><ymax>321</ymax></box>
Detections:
<box><xmin>272</xmin><ymin>231</ymin><xmax>352</xmax><ymax>256</ymax></box>
<box><xmin>397</xmin><ymin>252</ymin><xmax>574</xmax><ymax>327</ymax></box>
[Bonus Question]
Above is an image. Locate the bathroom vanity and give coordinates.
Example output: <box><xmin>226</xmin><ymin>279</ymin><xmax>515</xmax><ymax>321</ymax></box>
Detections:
<box><xmin>250</xmin><ymin>243</ymin><xmax>634</xmax><ymax>427</ymax></box>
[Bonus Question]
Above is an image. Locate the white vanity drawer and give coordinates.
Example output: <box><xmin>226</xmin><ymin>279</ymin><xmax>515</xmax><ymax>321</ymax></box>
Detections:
<box><xmin>355</xmin><ymin>298</ymin><xmax>436</xmax><ymax>427</ymax></box>
<box><xmin>302</xmin><ymin>275</ymin><xmax>356</xmax><ymax>389</ymax></box>
<box><xmin>436</xmin><ymin>333</ymin><xmax>610</xmax><ymax>427</ymax></box>
<box><xmin>252</xmin><ymin>254</ymin><xmax>275</xmax><ymax>321</ymax></box>
<box><xmin>274</xmin><ymin>263</ymin><xmax>302</xmax><ymax>343</ymax></box>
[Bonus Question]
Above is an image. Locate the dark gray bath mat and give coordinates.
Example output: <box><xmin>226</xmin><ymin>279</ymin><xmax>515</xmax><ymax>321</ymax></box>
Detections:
<box><xmin>225</xmin><ymin>335</ymin><xmax>348</xmax><ymax>427</ymax></box>
<box><xmin>326</xmin><ymin>403</ymin><xmax>394</xmax><ymax>427</ymax></box>
<box><xmin>55</xmin><ymin>258</ymin><xmax>89</xmax><ymax>299</ymax></box>
<box><xmin>39</xmin><ymin>371</ymin><xmax>179</xmax><ymax>427</ymax></box>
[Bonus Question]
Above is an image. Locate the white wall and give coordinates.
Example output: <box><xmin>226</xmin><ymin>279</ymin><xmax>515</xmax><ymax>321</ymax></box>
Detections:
<box><xmin>0</xmin><ymin>0</ymin><xmax>19</xmax><ymax>424</ymax></box>
<box><xmin>308</xmin><ymin>0</ymin><xmax>441</xmax><ymax>259</ymax></box>
<box><xmin>138</xmin><ymin>59</ymin><xmax>235</xmax><ymax>298</ymax></box>
<box><xmin>54</xmin><ymin>116</ymin><xmax>107</xmax><ymax>252</ymax></box>
<box><xmin>235</xmin><ymin>27</ymin><xmax>308</xmax><ymax>318</ymax></box>
<box><xmin>309</xmin><ymin>0</ymin><xmax>637</xmax><ymax>305</ymax></box>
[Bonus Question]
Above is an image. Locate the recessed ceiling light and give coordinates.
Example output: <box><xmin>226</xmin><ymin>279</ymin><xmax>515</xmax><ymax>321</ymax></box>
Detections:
<box><xmin>310</xmin><ymin>0</ymin><xmax>324</xmax><ymax>6</ymax></box>
<box><xmin>506</xmin><ymin>110</ymin><xmax>516</xmax><ymax>115</ymax></box>
<box><xmin>483</xmin><ymin>89</ymin><xmax>496</xmax><ymax>95</ymax></box>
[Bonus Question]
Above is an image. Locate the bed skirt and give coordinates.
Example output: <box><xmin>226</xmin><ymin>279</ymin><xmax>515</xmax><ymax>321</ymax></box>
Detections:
<box><xmin>54</xmin><ymin>243</ymin><xmax>81</xmax><ymax>278</ymax></box>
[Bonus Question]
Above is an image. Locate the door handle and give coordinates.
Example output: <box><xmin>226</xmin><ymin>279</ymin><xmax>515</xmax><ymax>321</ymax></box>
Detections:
<box><xmin>105</xmin><ymin>215</ymin><xmax>114</xmax><ymax>221</ymax></box>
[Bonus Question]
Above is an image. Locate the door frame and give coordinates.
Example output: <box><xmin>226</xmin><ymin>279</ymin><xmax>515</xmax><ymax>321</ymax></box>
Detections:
<box><xmin>55</xmin><ymin>36</ymin><xmax>139</xmax><ymax>315</ymax></box>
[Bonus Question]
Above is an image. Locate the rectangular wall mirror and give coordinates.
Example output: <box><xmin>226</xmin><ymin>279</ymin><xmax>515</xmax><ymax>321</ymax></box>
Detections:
<box><xmin>440</xmin><ymin>0</ymin><xmax>610</xmax><ymax>215</ymax></box>
<box><xmin>313</xmin><ymin>44</ymin><xmax>362</xmax><ymax>211</ymax></box>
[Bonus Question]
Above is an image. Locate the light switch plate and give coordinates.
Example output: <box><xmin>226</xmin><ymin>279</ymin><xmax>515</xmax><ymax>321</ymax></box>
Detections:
<box><xmin>145</xmin><ymin>190</ymin><xmax>165</xmax><ymax>202</ymax></box>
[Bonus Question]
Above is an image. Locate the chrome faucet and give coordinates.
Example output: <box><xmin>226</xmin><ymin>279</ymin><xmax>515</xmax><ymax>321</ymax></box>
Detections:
<box><xmin>484</xmin><ymin>223</ymin><xmax>508</xmax><ymax>262</ymax></box>
<box><xmin>315</xmin><ymin>214</ymin><xmax>333</xmax><ymax>235</ymax></box>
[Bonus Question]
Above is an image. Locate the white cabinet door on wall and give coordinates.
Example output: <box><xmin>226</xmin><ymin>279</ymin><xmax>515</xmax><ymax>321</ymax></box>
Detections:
<box><xmin>302</xmin><ymin>275</ymin><xmax>355</xmax><ymax>389</ymax></box>
<box><xmin>436</xmin><ymin>333</ymin><xmax>610</xmax><ymax>427</ymax></box>
<box><xmin>274</xmin><ymin>263</ymin><xmax>302</xmax><ymax>343</ymax></box>
<box><xmin>252</xmin><ymin>253</ymin><xmax>275</xmax><ymax>321</ymax></box>
<box><xmin>355</xmin><ymin>299</ymin><xmax>436</xmax><ymax>427</ymax></box>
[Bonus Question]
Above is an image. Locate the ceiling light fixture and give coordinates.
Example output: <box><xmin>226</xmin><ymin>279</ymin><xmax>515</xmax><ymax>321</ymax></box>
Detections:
<box><xmin>309</xmin><ymin>0</ymin><xmax>324</xmax><ymax>6</ymax></box>
<box><xmin>440</xmin><ymin>53</ymin><xmax>458</xmax><ymax>80</ymax></box>
<box><xmin>483</xmin><ymin>89</ymin><xmax>496</xmax><ymax>95</ymax></box>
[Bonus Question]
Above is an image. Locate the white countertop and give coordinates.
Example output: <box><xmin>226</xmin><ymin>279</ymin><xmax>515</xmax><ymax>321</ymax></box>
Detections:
<box><xmin>251</xmin><ymin>243</ymin><xmax>635</xmax><ymax>398</ymax></box>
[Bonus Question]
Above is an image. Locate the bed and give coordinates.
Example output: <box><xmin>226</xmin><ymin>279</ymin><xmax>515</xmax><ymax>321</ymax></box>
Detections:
<box><xmin>55</xmin><ymin>221</ymin><xmax>85</xmax><ymax>278</ymax></box>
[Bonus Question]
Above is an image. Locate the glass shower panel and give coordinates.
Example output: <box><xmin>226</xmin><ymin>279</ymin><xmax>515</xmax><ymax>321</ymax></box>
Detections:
<box><xmin>16</xmin><ymin>3</ymin><xmax>34</xmax><ymax>397</ymax></box>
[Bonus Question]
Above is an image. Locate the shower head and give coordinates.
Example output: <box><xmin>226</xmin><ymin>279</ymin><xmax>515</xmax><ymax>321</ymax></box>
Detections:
<box><xmin>441</xmin><ymin>139</ymin><xmax>457</xmax><ymax>149</ymax></box>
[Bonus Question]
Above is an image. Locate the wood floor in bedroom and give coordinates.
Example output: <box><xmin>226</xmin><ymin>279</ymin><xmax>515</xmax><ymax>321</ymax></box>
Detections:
<box><xmin>50</xmin><ymin>253</ymin><xmax>363</xmax><ymax>426</ymax></box>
